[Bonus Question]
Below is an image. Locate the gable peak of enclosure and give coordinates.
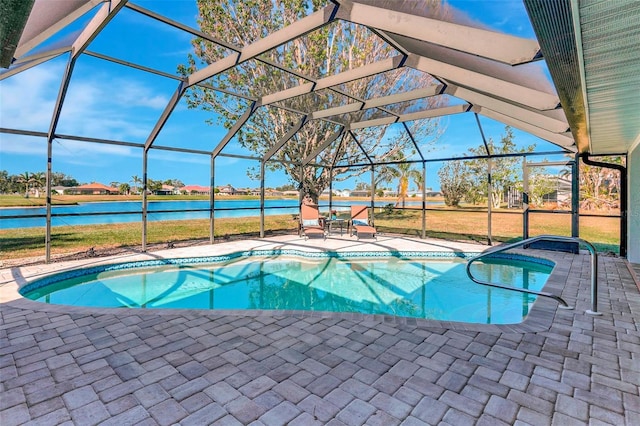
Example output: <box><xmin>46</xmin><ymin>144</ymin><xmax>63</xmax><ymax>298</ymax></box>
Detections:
<box><xmin>1</xmin><ymin>0</ymin><xmax>576</xmax><ymax>158</ymax></box>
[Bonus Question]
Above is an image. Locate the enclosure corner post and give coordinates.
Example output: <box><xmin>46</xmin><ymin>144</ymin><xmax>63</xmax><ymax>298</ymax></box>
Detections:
<box><xmin>45</xmin><ymin>138</ymin><xmax>53</xmax><ymax>263</ymax></box>
<box><xmin>260</xmin><ymin>161</ymin><xmax>265</xmax><ymax>238</ymax></box>
<box><xmin>142</xmin><ymin>149</ymin><xmax>148</xmax><ymax>252</ymax></box>
<box><xmin>210</xmin><ymin>155</ymin><xmax>215</xmax><ymax>244</ymax></box>
<box><xmin>370</xmin><ymin>165</ymin><xmax>375</xmax><ymax>226</ymax></box>
<box><xmin>329</xmin><ymin>166</ymin><xmax>333</xmax><ymax>219</ymax></box>
<box><xmin>487</xmin><ymin>158</ymin><xmax>493</xmax><ymax>246</ymax></box>
<box><xmin>571</xmin><ymin>153</ymin><xmax>580</xmax><ymax>238</ymax></box>
<box><xmin>421</xmin><ymin>162</ymin><xmax>426</xmax><ymax>239</ymax></box>
<box><xmin>522</xmin><ymin>156</ymin><xmax>530</xmax><ymax>240</ymax></box>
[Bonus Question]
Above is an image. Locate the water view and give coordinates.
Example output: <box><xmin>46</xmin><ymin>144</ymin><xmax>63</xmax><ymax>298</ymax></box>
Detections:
<box><xmin>0</xmin><ymin>199</ymin><xmax>441</xmax><ymax>229</ymax></box>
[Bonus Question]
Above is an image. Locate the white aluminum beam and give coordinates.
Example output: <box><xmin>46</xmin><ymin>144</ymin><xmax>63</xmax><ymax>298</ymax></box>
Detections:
<box><xmin>335</xmin><ymin>0</ymin><xmax>540</xmax><ymax>66</ymax></box>
<box><xmin>71</xmin><ymin>0</ymin><xmax>127</xmax><ymax>59</ymax></box>
<box><xmin>311</xmin><ymin>103</ymin><xmax>363</xmax><ymax>119</ymax></box>
<box><xmin>262</xmin><ymin>55</ymin><xmax>404</xmax><ymax>106</ymax></box>
<box><xmin>0</xmin><ymin>47</ymin><xmax>69</xmax><ymax>81</ymax></box>
<box><xmin>314</xmin><ymin>55</ymin><xmax>405</xmax><ymax>91</ymax></box>
<box><xmin>364</xmin><ymin>85</ymin><xmax>443</xmax><ymax>109</ymax></box>
<box><xmin>15</xmin><ymin>0</ymin><xmax>103</xmax><ymax>58</ymax></box>
<box><xmin>188</xmin><ymin>54</ymin><xmax>240</xmax><ymax>88</ymax></box>
<box><xmin>478</xmin><ymin>108</ymin><xmax>576</xmax><ymax>151</ymax></box>
<box><xmin>261</xmin><ymin>83</ymin><xmax>315</xmax><ymax>106</ymax></box>
<box><xmin>240</xmin><ymin>7</ymin><xmax>335</xmax><ymax>61</ymax></box>
<box><xmin>400</xmin><ymin>103</ymin><xmax>470</xmax><ymax>122</ymax></box>
<box><xmin>471</xmin><ymin>104</ymin><xmax>570</xmax><ymax>134</ymax></box>
<box><xmin>187</xmin><ymin>5</ymin><xmax>337</xmax><ymax>88</ymax></box>
<box><xmin>12</xmin><ymin>45</ymin><xmax>71</xmax><ymax>66</ymax></box>
<box><xmin>448</xmin><ymin>85</ymin><xmax>570</xmax><ymax>133</ymax></box>
<box><xmin>407</xmin><ymin>54</ymin><xmax>560</xmax><ymax>111</ymax></box>
<box><xmin>348</xmin><ymin>104</ymin><xmax>469</xmax><ymax>130</ymax></box>
<box><xmin>310</xmin><ymin>85</ymin><xmax>442</xmax><ymax>119</ymax></box>
<box><xmin>349</xmin><ymin>116</ymin><xmax>398</xmax><ymax>129</ymax></box>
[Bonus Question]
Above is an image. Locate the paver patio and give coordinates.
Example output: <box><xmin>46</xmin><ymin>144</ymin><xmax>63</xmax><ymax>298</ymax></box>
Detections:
<box><xmin>1</xmin><ymin>235</ymin><xmax>639</xmax><ymax>425</ymax></box>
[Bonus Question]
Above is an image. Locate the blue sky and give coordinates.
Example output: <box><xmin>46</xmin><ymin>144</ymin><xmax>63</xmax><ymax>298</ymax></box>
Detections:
<box><xmin>0</xmin><ymin>0</ymin><xmax>568</xmax><ymax>191</ymax></box>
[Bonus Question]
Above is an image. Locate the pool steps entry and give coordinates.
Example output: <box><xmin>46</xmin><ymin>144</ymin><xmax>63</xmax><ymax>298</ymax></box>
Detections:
<box><xmin>466</xmin><ymin>235</ymin><xmax>601</xmax><ymax>315</ymax></box>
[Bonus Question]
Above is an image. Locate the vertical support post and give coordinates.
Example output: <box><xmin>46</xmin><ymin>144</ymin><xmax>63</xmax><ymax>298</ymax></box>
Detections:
<box><xmin>474</xmin><ymin>113</ymin><xmax>492</xmax><ymax>245</ymax></box>
<box><xmin>421</xmin><ymin>162</ymin><xmax>426</xmax><ymax>239</ymax></box>
<box><xmin>142</xmin><ymin>149</ymin><xmax>148</xmax><ymax>252</ymax></box>
<box><xmin>370</xmin><ymin>165</ymin><xmax>375</xmax><ymax>226</ymax></box>
<box><xmin>523</xmin><ymin>157</ymin><xmax>530</xmax><ymax>239</ymax></box>
<box><xmin>45</xmin><ymin>56</ymin><xmax>76</xmax><ymax>263</ymax></box>
<box><xmin>329</xmin><ymin>167</ymin><xmax>333</xmax><ymax>218</ymax></box>
<box><xmin>298</xmin><ymin>164</ymin><xmax>304</xmax><ymax>205</ymax></box>
<box><xmin>209</xmin><ymin>155</ymin><xmax>215</xmax><ymax>244</ymax></box>
<box><xmin>487</xmin><ymin>158</ymin><xmax>493</xmax><ymax>246</ymax></box>
<box><xmin>298</xmin><ymin>164</ymin><xmax>304</xmax><ymax>237</ymax></box>
<box><xmin>260</xmin><ymin>161</ymin><xmax>265</xmax><ymax>238</ymax></box>
<box><xmin>45</xmin><ymin>136</ymin><xmax>53</xmax><ymax>263</ymax></box>
<box><xmin>572</xmin><ymin>154</ymin><xmax>580</xmax><ymax>238</ymax></box>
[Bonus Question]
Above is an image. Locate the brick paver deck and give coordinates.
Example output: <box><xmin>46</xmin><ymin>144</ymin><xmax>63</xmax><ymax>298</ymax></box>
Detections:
<box><xmin>1</xmin><ymin>236</ymin><xmax>639</xmax><ymax>425</ymax></box>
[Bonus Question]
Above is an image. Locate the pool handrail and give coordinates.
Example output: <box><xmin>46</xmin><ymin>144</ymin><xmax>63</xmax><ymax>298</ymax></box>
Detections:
<box><xmin>465</xmin><ymin>235</ymin><xmax>601</xmax><ymax>315</ymax></box>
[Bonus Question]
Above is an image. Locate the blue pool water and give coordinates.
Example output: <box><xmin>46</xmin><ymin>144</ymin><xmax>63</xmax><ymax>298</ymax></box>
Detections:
<box><xmin>21</xmin><ymin>252</ymin><xmax>553</xmax><ymax>324</ymax></box>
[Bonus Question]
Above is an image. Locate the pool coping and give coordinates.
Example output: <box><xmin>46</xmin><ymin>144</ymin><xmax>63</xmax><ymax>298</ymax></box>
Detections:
<box><xmin>0</xmin><ymin>236</ymin><xmax>577</xmax><ymax>334</ymax></box>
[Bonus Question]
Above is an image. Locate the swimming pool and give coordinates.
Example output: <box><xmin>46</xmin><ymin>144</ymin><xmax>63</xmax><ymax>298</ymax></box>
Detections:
<box><xmin>21</xmin><ymin>250</ymin><xmax>554</xmax><ymax>324</ymax></box>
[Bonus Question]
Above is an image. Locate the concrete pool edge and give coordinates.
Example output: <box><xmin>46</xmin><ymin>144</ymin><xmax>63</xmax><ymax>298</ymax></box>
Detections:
<box><xmin>0</xmin><ymin>235</ymin><xmax>574</xmax><ymax>334</ymax></box>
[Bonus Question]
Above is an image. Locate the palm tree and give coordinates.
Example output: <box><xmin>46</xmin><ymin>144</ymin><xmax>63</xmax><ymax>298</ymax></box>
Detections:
<box><xmin>395</xmin><ymin>162</ymin><xmax>422</xmax><ymax>208</ymax></box>
<box><xmin>118</xmin><ymin>183</ymin><xmax>131</xmax><ymax>195</ymax></box>
<box><xmin>130</xmin><ymin>175</ymin><xmax>142</xmax><ymax>195</ymax></box>
<box><xmin>17</xmin><ymin>172</ymin><xmax>34</xmax><ymax>198</ymax></box>
<box><xmin>31</xmin><ymin>172</ymin><xmax>45</xmax><ymax>197</ymax></box>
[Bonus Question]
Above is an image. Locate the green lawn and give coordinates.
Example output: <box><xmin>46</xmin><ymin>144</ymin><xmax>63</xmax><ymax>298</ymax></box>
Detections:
<box><xmin>0</xmin><ymin>207</ymin><xmax>620</xmax><ymax>261</ymax></box>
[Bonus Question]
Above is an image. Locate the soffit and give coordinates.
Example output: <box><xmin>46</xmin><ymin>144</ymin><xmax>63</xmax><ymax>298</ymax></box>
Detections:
<box><xmin>580</xmin><ymin>0</ymin><xmax>640</xmax><ymax>154</ymax></box>
<box><xmin>525</xmin><ymin>0</ymin><xmax>640</xmax><ymax>155</ymax></box>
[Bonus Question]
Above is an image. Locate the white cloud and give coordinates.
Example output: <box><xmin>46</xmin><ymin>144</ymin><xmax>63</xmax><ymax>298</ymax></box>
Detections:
<box><xmin>1</xmin><ymin>61</ymin><xmax>171</xmax><ymax>143</ymax></box>
<box><xmin>114</xmin><ymin>80</ymin><xmax>170</xmax><ymax>109</ymax></box>
<box><xmin>0</xmin><ymin>63</ymin><xmax>63</xmax><ymax>130</ymax></box>
<box><xmin>0</xmin><ymin>133</ymin><xmax>138</xmax><ymax>159</ymax></box>
<box><xmin>149</xmin><ymin>149</ymin><xmax>210</xmax><ymax>165</ymax></box>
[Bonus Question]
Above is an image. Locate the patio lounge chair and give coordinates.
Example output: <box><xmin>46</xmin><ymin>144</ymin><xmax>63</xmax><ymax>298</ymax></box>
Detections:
<box><xmin>300</xmin><ymin>203</ymin><xmax>326</xmax><ymax>240</ymax></box>
<box><xmin>350</xmin><ymin>205</ymin><xmax>376</xmax><ymax>239</ymax></box>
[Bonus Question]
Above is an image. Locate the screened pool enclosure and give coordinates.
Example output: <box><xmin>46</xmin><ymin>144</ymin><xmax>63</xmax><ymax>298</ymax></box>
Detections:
<box><xmin>1</xmin><ymin>0</ymin><xmax>637</xmax><ymax>262</ymax></box>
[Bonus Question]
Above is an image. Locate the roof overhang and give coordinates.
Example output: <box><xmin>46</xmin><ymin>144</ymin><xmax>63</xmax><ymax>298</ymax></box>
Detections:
<box><xmin>0</xmin><ymin>0</ymin><xmax>36</xmax><ymax>67</ymax></box>
<box><xmin>524</xmin><ymin>0</ymin><xmax>640</xmax><ymax>155</ymax></box>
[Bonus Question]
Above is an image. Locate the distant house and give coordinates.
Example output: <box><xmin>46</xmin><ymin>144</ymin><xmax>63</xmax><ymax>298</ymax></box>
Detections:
<box><xmin>265</xmin><ymin>189</ymin><xmax>283</xmax><ymax>197</ymax></box>
<box><xmin>154</xmin><ymin>184</ymin><xmax>175</xmax><ymax>195</ymax></box>
<box><xmin>181</xmin><ymin>185</ymin><xmax>210</xmax><ymax>195</ymax></box>
<box><xmin>282</xmin><ymin>190</ymin><xmax>299</xmax><ymax>197</ymax></box>
<box><xmin>350</xmin><ymin>190</ymin><xmax>370</xmax><ymax>197</ymax></box>
<box><xmin>218</xmin><ymin>184</ymin><xmax>236</xmax><ymax>195</ymax></box>
<box><xmin>52</xmin><ymin>186</ymin><xmax>68</xmax><ymax>195</ymax></box>
<box><xmin>334</xmin><ymin>189</ymin><xmax>350</xmax><ymax>197</ymax></box>
<box><xmin>65</xmin><ymin>183</ymin><xmax>118</xmax><ymax>195</ymax></box>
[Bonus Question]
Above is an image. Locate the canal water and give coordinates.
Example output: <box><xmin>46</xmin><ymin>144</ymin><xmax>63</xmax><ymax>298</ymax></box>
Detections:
<box><xmin>0</xmin><ymin>199</ymin><xmax>437</xmax><ymax>229</ymax></box>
